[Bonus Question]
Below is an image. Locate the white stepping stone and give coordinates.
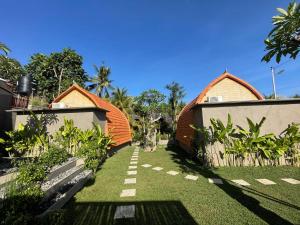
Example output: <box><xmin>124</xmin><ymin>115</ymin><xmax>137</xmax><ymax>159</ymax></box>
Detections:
<box><xmin>129</xmin><ymin>166</ymin><xmax>137</xmax><ymax>169</ymax></box>
<box><xmin>167</xmin><ymin>171</ymin><xmax>179</xmax><ymax>176</ymax></box>
<box><xmin>132</xmin><ymin>154</ymin><xmax>139</xmax><ymax>156</ymax></box>
<box><xmin>208</xmin><ymin>178</ymin><xmax>223</xmax><ymax>184</ymax></box>
<box><xmin>281</xmin><ymin>178</ymin><xmax>300</xmax><ymax>184</ymax></box>
<box><xmin>256</xmin><ymin>179</ymin><xmax>276</xmax><ymax>185</ymax></box>
<box><xmin>114</xmin><ymin>205</ymin><xmax>135</xmax><ymax>219</ymax></box>
<box><xmin>130</xmin><ymin>161</ymin><xmax>138</xmax><ymax>165</ymax></box>
<box><xmin>231</xmin><ymin>179</ymin><xmax>250</xmax><ymax>186</ymax></box>
<box><xmin>120</xmin><ymin>189</ymin><xmax>136</xmax><ymax>197</ymax></box>
<box><xmin>152</xmin><ymin>167</ymin><xmax>163</xmax><ymax>171</ymax></box>
<box><xmin>141</xmin><ymin>164</ymin><xmax>152</xmax><ymax>168</ymax></box>
<box><xmin>127</xmin><ymin>170</ymin><xmax>137</xmax><ymax>175</ymax></box>
<box><xmin>185</xmin><ymin>175</ymin><xmax>198</xmax><ymax>181</ymax></box>
<box><xmin>124</xmin><ymin>178</ymin><xmax>136</xmax><ymax>184</ymax></box>
<box><xmin>131</xmin><ymin>158</ymin><xmax>138</xmax><ymax>161</ymax></box>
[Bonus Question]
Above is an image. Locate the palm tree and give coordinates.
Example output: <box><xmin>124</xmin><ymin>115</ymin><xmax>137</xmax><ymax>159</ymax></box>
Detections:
<box><xmin>111</xmin><ymin>87</ymin><xmax>132</xmax><ymax>118</ymax></box>
<box><xmin>165</xmin><ymin>81</ymin><xmax>186</xmax><ymax>135</ymax></box>
<box><xmin>0</xmin><ymin>42</ymin><xmax>11</xmax><ymax>55</ymax></box>
<box><xmin>88</xmin><ymin>64</ymin><xmax>113</xmax><ymax>98</ymax></box>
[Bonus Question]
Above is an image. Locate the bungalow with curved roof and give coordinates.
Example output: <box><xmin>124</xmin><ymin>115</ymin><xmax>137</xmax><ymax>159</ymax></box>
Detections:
<box><xmin>176</xmin><ymin>72</ymin><xmax>264</xmax><ymax>153</ymax></box>
<box><xmin>51</xmin><ymin>84</ymin><xmax>132</xmax><ymax>147</ymax></box>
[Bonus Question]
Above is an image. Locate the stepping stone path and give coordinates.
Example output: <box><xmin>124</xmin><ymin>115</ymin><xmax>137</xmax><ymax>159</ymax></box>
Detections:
<box><xmin>185</xmin><ymin>175</ymin><xmax>198</xmax><ymax>181</ymax></box>
<box><xmin>120</xmin><ymin>148</ymin><xmax>139</xmax><ymax>198</ymax></box>
<box><xmin>281</xmin><ymin>178</ymin><xmax>300</xmax><ymax>184</ymax></box>
<box><xmin>128</xmin><ymin>166</ymin><xmax>137</xmax><ymax>169</ymax></box>
<box><xmin>127</xmin><ymin>170</ymin><xmax>137</xmax><ymax>175</ymax></box>
<box><xmin>120</xmin><ymin>189</ymin><xmax>136</xmax><ymax>197</ymax></box>
<box><xmin>208</xmin><ymin>178</ymin><xmax>223</xmax><ymax>184</ymax></box>
<box><xmin>152</xmin><ymin>167</ymin><xmax>163</xmax><ymax>171</ymax></box>
<box><xmin>256</xmin><ymin>179</ymin><xmax>276</xmax><ymax>185</ymax></box>
<box><xmin>231</xmin><ymin>179</ymin><xmax>250</xmax><ymax>186</ymax></box>
<box><xmin>124</xmin><ymin>178</ymin><xmax>136</xmax><ymax>184</ymax></box>
<box><xmin>167</xmin><ymin>171</ymin><xmax>179</xmax><ymax>176</ymax></box>
<box><xmin>141</xmin><ymin>164</ymin><xmax>152</xmax><ymax>168</ymax></box>
<box><xmin>114</xmin><ymin>205</ymin><xmax>135</xmax><ymax>219</ymax></box>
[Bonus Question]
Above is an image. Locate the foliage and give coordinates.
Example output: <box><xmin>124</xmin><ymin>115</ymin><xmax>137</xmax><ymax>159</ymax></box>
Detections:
<box><xmin>25</xmin><ymin>48</ymin><xmax>88</xmax><ymax>102</ymax></box>
<box><xmin>262</xmin><ymin>2</ymin><xmax>300</xmax><ymax>63</ymax></box>
<box><xmin>28</xmin><ymin>96</ymin><xmax>49</xmax><ymax>108</ymax></box>
<box><xmin>165</xmin><ymin>81</ymin><xmax>186</xmax><ymax>136</ymax></box>
<box><xmin>77</xmin><ymin>123</ymin><xmax>112</xmax><ymax>172</ymax></box>
<box><xmin>0</xmin><ymin>42</ymin><xmax>11</xmax><ymax>55</ymax></box>
<box><xmin>134</xmin><ymin>89</ymin><xmax>165</xmax><ymax>151</ymax></box>
<box><xmin>54</xmin><ymin>118</ymin><xmax>81</xmax><ymax>154</ymax></box>
<box><xmin>16</xmin><ymin>160</ymin><xmax>47</xmax><ymax>184</ymax></box>
<box><xmin>87</xmin><ymin>64</ymin><xmax>113</xmax><ymax>98</ymax></box>
<box><xmin>191</xmin><ymin>114</ymin><xmax>300</xmax><ymax>166</ymax></box>
<box><xmin>39</xmin><ymin>145</ymin><xmax>69</xmax><ymax>169</ymax></box>
<box><xmin>0</xmin><ymin>55</ymin><xmax>25</xmax><ymax>85</ymax></box>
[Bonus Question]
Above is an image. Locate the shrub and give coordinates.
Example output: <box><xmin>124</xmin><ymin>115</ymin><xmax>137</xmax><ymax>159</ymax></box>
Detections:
<box><xmin>39</xmin><ymin>145</ymin><xmax>69</xmax><ymax>169</ymax></box>
<box><xmin>16</xmin><ymin>160</ymin><xmax>47</xmax><ymax>184</ymax></box>
<box><xmin>77</xmin><ymin>140</ymin><xmax>106</xmax><ymax>173</ymax></box>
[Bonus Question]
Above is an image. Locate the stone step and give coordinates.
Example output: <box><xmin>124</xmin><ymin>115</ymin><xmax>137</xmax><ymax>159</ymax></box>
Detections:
<box><xmin>42</xmin><ymin>165</ymin><xmax>85</xmax><ymax>201</ymax></box>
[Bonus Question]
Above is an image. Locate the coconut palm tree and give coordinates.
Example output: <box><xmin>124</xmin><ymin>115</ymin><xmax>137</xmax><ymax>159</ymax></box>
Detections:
<box><xmin>87</xmin><ymin>64</ymin><xmax>113</xmax><ymax>98</ymax></box>
<box><xmin>111</xmin><ymin>88</ymin><xmax>131</xmax><ymax>114</ymax></box>
<box><xmin>0</xmin><ymin>42</ymin><xmax>11</xmax><ymax>55</ymax></box>
<box><xmin>165</xmin><ymin>81</ymin><xmax>186</xmax><ymax>135</ymax></box>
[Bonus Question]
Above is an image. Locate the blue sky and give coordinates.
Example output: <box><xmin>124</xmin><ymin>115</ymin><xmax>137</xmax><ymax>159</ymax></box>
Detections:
<box><xmin>1</xmin><ymin>0</ymin><xmax>299</xmax><ymax>102</ymax></box>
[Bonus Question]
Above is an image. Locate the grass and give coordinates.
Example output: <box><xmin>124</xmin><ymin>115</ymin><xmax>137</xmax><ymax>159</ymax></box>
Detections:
<box><xmin>61</xmin><ymin>145</ymin><xmax>300</xmax><ymax>225</ymax></box>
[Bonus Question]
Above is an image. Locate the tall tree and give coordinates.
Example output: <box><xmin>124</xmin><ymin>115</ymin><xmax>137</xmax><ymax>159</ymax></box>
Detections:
<box><xmin>165</xmin><ymin>81</ymin><xmax>185</xmax><ymax>136</ymax></box>
<box><xmin>262</xmin><ymin>2</ymin><xmax>300</xmax><ymax>63</ymax></box>
<box><xmin>25</xmin><ymin>48</ymin><xmax>87</xmax><ymax>102</ymax></box>
<box><xmin>135</xmin><ymin>89</ymin><xmax>165</xmax><ymax>151</ymax></box>
<box><xmin>111</xmin><ymin>87</ymin><xmax>132</xmax><ymax>117</ymax></box>
<box><xmin>0</xmin><ymin>56</ymin><xmax>25</xmax><ymax>85</ymax></box>
<box><xmin>0</xmin><ymin>42</ymin><xmax>11</xmax><ymax>55</ymax></box>
<box><xmin>87</xmin><ymin>64</ymin><xmax>113</xmax><ymax>98</ymax></box>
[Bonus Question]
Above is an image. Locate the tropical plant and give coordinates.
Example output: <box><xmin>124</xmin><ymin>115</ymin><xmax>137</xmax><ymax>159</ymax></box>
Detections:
<box><xmin>165</xmin><ymin>81</ymin><xmax>186</xmax><ymax>137</ymax></box>
<box><xmin>77</xmin><ymin>123</ymin><xmax>112</xmax><ymax>172</ymax></box>
<box><xmin>54</xmin><ymin>118</ymin><xmax>80</xmax><ymax>154</ymax></box>
<box><xmin>87</xmin><ymin>64</ymin><xmax>113</xmax><ymax>98</ymax></box>
<box><xmin>262</xmin><ymin>1</ymin><xmax>300</xmax><ymax>63</ymax></box>
<box><xmin>111</xmin><ymin>88</ymin><xmax>132</xmax><ymax>117</ymax></box>
<box><xmin>192</xmin><ymin>114</ymin><xmax>300</xmax><ymax>166</ymax></box>
<box><xmin>0</xmin><ymin>42</ymin><xmax>10</xmax><ymax>55</ymax></box>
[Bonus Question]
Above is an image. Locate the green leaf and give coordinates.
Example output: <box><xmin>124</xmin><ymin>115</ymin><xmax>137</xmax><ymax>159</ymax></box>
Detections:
<box><xmin>276</xmin><ymin>8</ymin><xmax>288</xmax><ymax>16</ymax></box>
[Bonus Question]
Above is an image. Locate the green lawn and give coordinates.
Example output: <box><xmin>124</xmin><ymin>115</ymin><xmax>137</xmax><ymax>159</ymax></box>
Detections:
<box><xmin>60</xmin><ymin>145</ymin><xmax>300</xmax><ymax>225</ymax></box>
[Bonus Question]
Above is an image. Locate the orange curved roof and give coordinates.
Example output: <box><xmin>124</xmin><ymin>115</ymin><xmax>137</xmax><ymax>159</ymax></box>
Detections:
<box><xmin>176</xmin><ymin>72</ymin><xmax>263</xmax><ymax>150</ymax></box>
<box><xmin>51</xmin><ymin>84</ymin><xmax>132</xmax><ymax>147</ymax></box>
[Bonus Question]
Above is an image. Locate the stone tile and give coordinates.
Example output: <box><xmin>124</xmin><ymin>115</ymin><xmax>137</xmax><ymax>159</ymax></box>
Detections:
<box><xmin>256</xmin><ymin>179</ymin><xmax>276</xmax><ymax>185</ymax></box>
<box><xmin>124</xmin><ymin>178</ymin><xmax>136</xmax><ymax>184</ymax></box>
<box><xmin>141</xmin><ymin>164</ymin><xmax>152</xmax><ymax>168</ymax></box>
<box><xmin>132</xmin><ymin>154</ymin><xmax>139</xmax><ymax>156</ymax></box>
<box><xmin>152</xmin><ymin>167</ymin><xmax>163</xmax><ymax>171</ymax></box>
<box><xmin>130</xmin><ymin>161</ymin><xmax>138</xmax><ymax>165</ymax></box>
<box><xmin>167</xmin><ymin>171</ymin><xmax>179</xmax><ymax>176</ymax></box>
<box><xmin>131</xmin><ymin>158</ymin><xmax>138</xmax><ymax>161</ymax></box>
<box><xmin>231</xmin><ymin>179</ymin><xmax>250</xmax><ymax>186</ymax></box>
<box><xmin>129</xmin><ymin>166</ymin><xmax>137</xmax><ymax>169</ymax></box>
<box><xmin>114</xmin><ymin>205</ymin><xmax>135</xmax><ymax>219</ymax></box>
<box><xmin>120</xmin><ymin>189</ymin><xmax>136</xmax><ymax>197</ymax></box>
<box><xmin>127</xmin><ymin>170</ymin><xmax>137</xmax><ymax>175</ymax></box>
<box><xmin>185</xmin><ymin>175</ymin><xmax>198</xmax><ymax>181</ymax></box>
<box><xmin>281</xmin><ymin>178</ymin><xmax>300</xmax><ymax>184</ymax></box>
<box><xmin>208</xmin><ymin>178</ymin><xmax>223</xmax><ymax>184</ymax></box>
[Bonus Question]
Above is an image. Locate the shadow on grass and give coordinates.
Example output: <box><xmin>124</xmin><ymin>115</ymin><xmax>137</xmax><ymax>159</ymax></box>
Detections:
<box><xmin>165</xmin><ymin>145</ymin><xmax>296</xmax><ymax>225</ymax></box>
<box><xmin>40</xmin><ymin>200</ymin><xmax>198</xmax><ymax>225</ymax></box>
